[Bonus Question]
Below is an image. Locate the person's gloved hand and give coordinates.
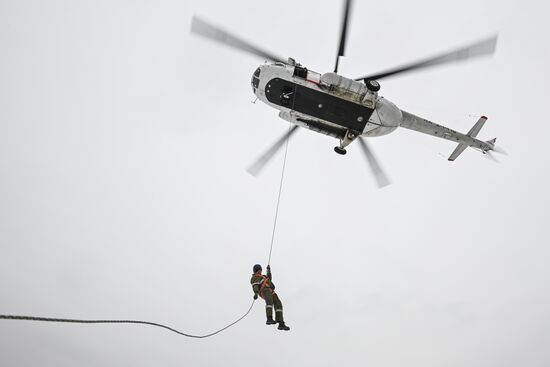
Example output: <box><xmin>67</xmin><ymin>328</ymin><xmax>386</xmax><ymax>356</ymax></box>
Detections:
<box><xmin>266</xmin><ymin>265</ymin><xmax>271</xmax><ymax>271</ymax></box>
<box><xmin>253</xmin><ymin>294</ymin><xmax>258</xmax><ymax>300</ymax></box>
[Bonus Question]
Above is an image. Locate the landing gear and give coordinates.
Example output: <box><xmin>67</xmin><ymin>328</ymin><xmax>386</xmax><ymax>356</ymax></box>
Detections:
<box><xmin>334</xmin><ymin>130</ymin><xmax>358</xmax><ymax>155</ymax></box>
<box><xmin>334</xmin><ymin>146</ymin><xmax>347</xmax><ymax>155</ymax></box>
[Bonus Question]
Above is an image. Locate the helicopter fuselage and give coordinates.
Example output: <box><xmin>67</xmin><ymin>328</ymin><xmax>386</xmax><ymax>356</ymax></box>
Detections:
<box><xmin>251</xmin><ymin>62</ymin><xmax>402</xmax><ymax>141</ymax></box>
<box><xmin>191</xmin><ymin>9</ymin><xmax>498</xmax><ymax>181</ymax></box>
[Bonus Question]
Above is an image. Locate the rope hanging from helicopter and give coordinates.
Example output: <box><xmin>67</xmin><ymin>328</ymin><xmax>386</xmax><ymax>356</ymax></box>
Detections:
<box><xmin>0</xmin><ymin>124</ymin><xmax>293</xmax><ymax>338</ymax></box>
<box><xmin>267</xmin><ymin>122</ymin><xmax>292</xmax><ymax>266</ymax></box>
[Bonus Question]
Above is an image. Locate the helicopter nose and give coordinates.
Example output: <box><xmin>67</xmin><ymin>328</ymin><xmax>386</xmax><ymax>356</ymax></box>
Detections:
<box><xmin>251</xmin><ymin>67</ymin><xmax>261</xmax><ymax>93</ymax></box>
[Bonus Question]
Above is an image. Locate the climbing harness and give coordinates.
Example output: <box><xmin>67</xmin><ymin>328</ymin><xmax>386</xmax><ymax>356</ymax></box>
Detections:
<box><xmin>0</xmin><ymin>124</ymin><xmax>292</xmax><ymax>339</ymax></box>
<box><xmin>259</xmin><ymin>275</ymin><xmax>269</xmax><ymax>297</ymax></box>
<box><xmin>258</xmin><ymin>274</ymin><xmax>275</xmax><ymax>299</ymax></box>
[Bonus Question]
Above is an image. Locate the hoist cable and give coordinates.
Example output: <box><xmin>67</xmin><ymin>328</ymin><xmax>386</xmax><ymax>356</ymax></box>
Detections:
<box><xmin>267</xmin><ymin>122</ymin><xmax>292</xmax><ymax>266</ymax></box>
<box><xmin>0</xmin><ymin>299</ymin><xmax>255</xmax><ymax>339</ymax></box>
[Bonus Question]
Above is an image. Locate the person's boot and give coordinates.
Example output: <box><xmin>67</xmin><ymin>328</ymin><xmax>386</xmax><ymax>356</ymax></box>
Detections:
<box><xmin>277</xmin><ymin>322</ymin><xmax>290</xmax><ymax>331</ymax></box>
<box><xmin>266</xmin><ymin>317</ymin><xmax>277</xmax><ymax>325</ymax></box>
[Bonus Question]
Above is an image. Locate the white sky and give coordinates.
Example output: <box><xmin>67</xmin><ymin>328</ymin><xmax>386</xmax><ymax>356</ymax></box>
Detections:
<box><xmin>1</xmin><ymin>0</ymin><xmax>549</xmax><ymax>366</ymax></box>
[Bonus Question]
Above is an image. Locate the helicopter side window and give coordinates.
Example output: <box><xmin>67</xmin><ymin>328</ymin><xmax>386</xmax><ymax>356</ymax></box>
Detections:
<box><xmin>280</xmin><ymin>86</ymin><xmax>294</xmax><ymax>106</ymax></box>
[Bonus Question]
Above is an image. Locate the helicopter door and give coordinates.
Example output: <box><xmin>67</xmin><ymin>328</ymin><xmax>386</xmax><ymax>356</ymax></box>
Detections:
<box><xmin>280</xmin><ymin>85</ymin><xmax>295</xmax><ymax>107</ymax></box>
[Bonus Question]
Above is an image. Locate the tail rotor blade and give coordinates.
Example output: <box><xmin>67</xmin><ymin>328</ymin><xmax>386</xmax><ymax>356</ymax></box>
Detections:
<box><xmin>484</xmin><ymin>151</ymin><xmax>499</xmax><ymax>163</ymax></box>
<box><xmin>492</xmin><ymin>145</ymin><xmax>507</xmax><ymax>155</ymax></box>
<box><xmin>484</xmin><ymin>145</ymin><xmax>507</xmax><ymax>162</ymax></box>
<box><xmin>357</xmin><ymin>138</ymin><xmax>390</xmax><ymax>188</ymax></box>
<box><xmin>247</xmin><ymin>125</ymin><xmax>299</xmax><ymax>176</ymax></box>
<box><xmin>191</xmin><ymin>16</ymin><xmax>287</xmax><ymax>63</ymax></box>
<box><xmin>355</xmin><ymin>35</ymin><xmax>498</xmax><ymax>81</ymax></box>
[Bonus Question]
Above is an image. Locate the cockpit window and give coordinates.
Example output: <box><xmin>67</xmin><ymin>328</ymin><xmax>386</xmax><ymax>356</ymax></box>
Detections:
<box><xmin>252</xmin><ymin>77</ymin><xmax>260</xmax><ymax>89</ymax></box>
<box><xmin>251</xmin><ymin>68</ymin><xmax>261</xmax><ymax>92</ymax></box>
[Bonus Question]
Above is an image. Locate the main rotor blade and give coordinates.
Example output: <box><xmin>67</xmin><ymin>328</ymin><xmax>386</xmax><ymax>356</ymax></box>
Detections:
<box><xmin>334</xmin><ymin>0</ymin><xmax>353</xmax><ymax>73</ymax></box>
<box><xmin>247</xmin><ymin>125</ymin><xmax>299</xmax><ymax>176</ymax></box>
<box><xmin>355</xmin><ymin>35</ymin><xmax>498</xmax><ymax>81</ymax></box>
<box><xmin>357</xmin><ymin>138</ymin><xmax>390</xmax><ymax>188</ymax></box>
<box><xmin>191</xmin><ymin>16</ymin><xmax>287</xmax><ymax>64</ymax></box>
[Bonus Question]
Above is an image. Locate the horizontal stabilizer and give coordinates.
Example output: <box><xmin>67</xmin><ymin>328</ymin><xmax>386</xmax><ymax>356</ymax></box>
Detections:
<box><xmin>466</xmin><ymin>116</ymin><xmax>487</xmax><ymax>138</ymax></box>
<box><xmin>448</xmin><ymin>143</ymin><xmax>468</xmax><ymax>161</ymax></box>
<box><xmin>447</xmin><ymin>116</ymin><xmax>491</xmax><ymax>161</ymax></box>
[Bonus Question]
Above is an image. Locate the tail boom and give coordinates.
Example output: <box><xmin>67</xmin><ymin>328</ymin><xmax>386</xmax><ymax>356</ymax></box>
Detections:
<box><xmin>399</xmin><ymin>111</ymin><xmax>496</xmax><ymax>161</ymax></box>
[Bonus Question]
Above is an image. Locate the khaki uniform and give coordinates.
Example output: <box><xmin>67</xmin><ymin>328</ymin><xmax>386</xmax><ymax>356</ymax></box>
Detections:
<box><xmin>250</xmin><ymin>269</ymin><xmax>285</xmax><ymax>322</ymax></box>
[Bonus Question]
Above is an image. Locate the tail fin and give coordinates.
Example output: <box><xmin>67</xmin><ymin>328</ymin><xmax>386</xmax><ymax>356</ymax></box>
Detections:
<box><xmin>447</xmin><ymin>116</ymin><xmax>489</xmax><ymax>161</ymax></box>
<box><xmin>485</xmin><ymin>137</ymin><xmax>497</xmax><ymax>147</ymax></box>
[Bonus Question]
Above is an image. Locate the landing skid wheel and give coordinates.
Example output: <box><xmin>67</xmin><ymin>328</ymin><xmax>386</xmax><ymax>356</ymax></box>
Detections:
<box><xmin>334</xmin><ymin>146</ymin><xmax>347</xmax><ymax>155</ymax></box>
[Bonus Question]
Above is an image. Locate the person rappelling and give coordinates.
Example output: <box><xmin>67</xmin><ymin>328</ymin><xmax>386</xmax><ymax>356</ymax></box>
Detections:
<box><xmin>250</xmin><ymin>264</ymin><xmax>290</xmax><ymax>331</ymax></box>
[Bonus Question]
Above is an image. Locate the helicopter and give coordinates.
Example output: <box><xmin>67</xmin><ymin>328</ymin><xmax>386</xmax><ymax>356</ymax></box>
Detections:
<box><xmin>191</xmin><ymin>0</ymin><xmax>500</xmax><ymax>188</ymax></box>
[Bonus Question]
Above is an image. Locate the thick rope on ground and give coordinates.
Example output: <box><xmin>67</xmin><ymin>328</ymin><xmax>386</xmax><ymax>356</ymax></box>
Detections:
<box><xmin>0</xmin><ymin>299</ymin><xmax>255</xmax><ymax>339</ymax></box>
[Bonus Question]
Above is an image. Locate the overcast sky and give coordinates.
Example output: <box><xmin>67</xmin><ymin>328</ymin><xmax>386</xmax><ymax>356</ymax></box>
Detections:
<box><xmin>1</xmin><ymin>0</ymin><xmax>549</xmax><ymax>366</ymax></box>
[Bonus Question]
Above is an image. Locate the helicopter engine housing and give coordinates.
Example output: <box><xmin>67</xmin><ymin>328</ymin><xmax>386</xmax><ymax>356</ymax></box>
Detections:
<box><xmin>320</xmin><ymin>72</ymin><xmax>368</xmax><ymax>104</ymax></box>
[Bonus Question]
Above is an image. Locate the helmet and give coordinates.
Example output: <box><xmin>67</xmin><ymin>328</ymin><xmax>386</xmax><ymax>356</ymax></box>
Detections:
<box><xmin>253</xmin><ymin>264</ymin><xmax>262</xmax><ymax>273</ymax></box>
